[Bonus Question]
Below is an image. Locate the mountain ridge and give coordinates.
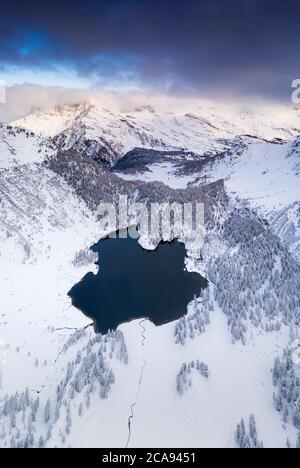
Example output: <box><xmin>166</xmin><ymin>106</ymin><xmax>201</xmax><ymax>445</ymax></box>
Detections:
<box><xmin>12</xmin><ymin>101</ymin><xmax>300</xmax><ymax>166</ymax></box>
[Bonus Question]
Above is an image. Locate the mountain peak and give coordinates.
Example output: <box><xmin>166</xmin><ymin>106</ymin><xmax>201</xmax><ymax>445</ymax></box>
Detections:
<box><xmin>133</xmin><ymin>105</ymin><xmax>156</xmax><ymax>113</ymax></box>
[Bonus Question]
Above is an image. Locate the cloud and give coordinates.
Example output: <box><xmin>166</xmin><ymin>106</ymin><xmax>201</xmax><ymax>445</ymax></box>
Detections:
<box><xmin>0</xmin><ymin>0</ymin><xmax>299</xmax><ymax>99</ymax></box>
<box><xmin>0</xmin><ymin>84</ymin><xmax>192</xmax><ymax>121</ymax></box>
<box><xmin>0</xmin><ymin>84</ymin><xmax>89</xmax><ymax>121</ymax></box>
<box><xmin>0</xmin><ymin>83</ymin><xmax>293</xmax><ymax>123</ymax></box>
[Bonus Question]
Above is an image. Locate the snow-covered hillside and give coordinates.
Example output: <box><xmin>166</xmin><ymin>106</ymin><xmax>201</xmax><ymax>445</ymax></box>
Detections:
<box><xmin>272</xmin><ymin>202</ymin><xmax>300</xmax><ymax>263</ymax></box>
<box><xmin>13</xmin><ymin>101</ymin><xmax>300</xmax><ymax>166</ymax></box>
<box><xmin>196</xmin><ymin>137</ymin><xmax>300</xmax><ymax>261</ymax></box>
<box><xmin>0</xmin><ymin>146</ymin><xmax>139</xmax><ymax>447</ymax></box>
<box><xmin>204</xmin><ymin>138</ymin><xmax>300</xmax><ymax>215</ymax></box>
<box><xmin>1</xmin><ymin>164</ymin><xmax>297</xmax><ymax>447</ymax></box>
<box><xmin>1</xmin><ymin>102</ymin><xmax>300</xmax><ymax>448</ymax></box>
<box><xmin>116</xmin><ymin>135</ymin><xmax>300</xmax><ymax>261</ymax></box>
<box><xmin>0</xmin><ymin>123</ymin><xmax>55</xmax><ymax>170</ymax></box>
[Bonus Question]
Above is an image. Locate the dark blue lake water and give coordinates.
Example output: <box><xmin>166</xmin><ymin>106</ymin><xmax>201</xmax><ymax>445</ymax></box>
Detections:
<box><xmin>68</xmin><ymin>232</ymin><xmax>207</xmax><ymax>334</ymax></box>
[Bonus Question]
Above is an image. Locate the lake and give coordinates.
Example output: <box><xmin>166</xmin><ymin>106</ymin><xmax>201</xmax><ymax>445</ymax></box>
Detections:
<box><xmin>68</xmin><ymin>231</ymin><xmax>208</xmax><ymax>334</ymax></box>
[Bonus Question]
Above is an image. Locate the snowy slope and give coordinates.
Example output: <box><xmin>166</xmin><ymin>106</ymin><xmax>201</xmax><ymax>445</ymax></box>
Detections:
<box><xmin>190</xmin><ymin>137</ymin><xmax>300</xmax><ymax>261</ymax></box>
<box><xmin>0</xmin><ymin>125</ymin><xmax>150</xmax><ymax>449</ymax></box>
<box><xmin>272</xmin><ymin>202</ymin><xmax>300</xmax><ymax>262</ymax></box>
<box><xmin>1</xmin><ymin>162</ymin><xmax>299</xmax><ymax>448</ymax></box>
<box><xmin>1</xmin><ymin>104</ymin><xmax>300</xmax><ymax>449</ymax></box>
<box><xmin>0</xmin><ymin>123</ymin><xmax>54</xmax><ymax>170</ymax></box>
<box><xmin>0</xmin><ymin>163</ymin><xmax>99</xmax><ymax>392</ymax></box>
<box><xmin>126</xmin><ymin>313</ymin><xmax>292</xmax><ymax>449</ymax></box>
<box><xmin>116</xmin><ymin>136</ymin><xmax>300</xmax><ymax>226</ymax></box>
<box><xmin>0</xmin><ymin>158</ymin><xmax>142</xmax><ymax>448</ymax></box>
<box><xmin>205</xmin><ymin>140</ymin><xmax>299</xmax><ymax>213</ymax></box>
<box><xmin>115</xmin><ymin>162</ymin><xmax>199</xmax><ymax>190</ymax></box>
<box><xmin>13</xmin><ymin>101</ymin><xmax>300</xmax><ymax>165</ymax></box>
<box><xmin>124</xmin><ymin>136</ymin><xmax>299</xmax><ymax>260</ymax></box>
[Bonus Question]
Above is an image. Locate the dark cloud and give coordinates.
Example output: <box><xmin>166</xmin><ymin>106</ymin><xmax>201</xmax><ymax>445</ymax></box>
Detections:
<box><xmin>0</xmin><ymin>0</ymin><xmax>299</xmax><ymax>98</ymax></box>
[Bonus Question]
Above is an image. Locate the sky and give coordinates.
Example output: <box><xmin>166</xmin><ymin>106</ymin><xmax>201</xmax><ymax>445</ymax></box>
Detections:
<box><xmin>0</xmin><ymin>0</ymin><xmax>299</xmax><ymax>101</ymax></box>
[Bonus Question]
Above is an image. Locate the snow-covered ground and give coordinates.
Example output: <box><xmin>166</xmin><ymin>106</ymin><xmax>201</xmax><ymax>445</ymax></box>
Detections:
<box><xmin>204</xmin><ymin>140</ymin><xmax>299</xmax><ymax>215</ymax></box>
<box><xmin>195</xmin><ymin>138</ymin><xmax>300</xmax><ymax>261</ymax></box>
<box><xmin>116</xmin><ymin>162</ymin><xmax>198</xmax><ymax>189</ymax></box>
<box><xmin>13</xmin><ymin>100</ymin><xmax>300</xmax><ymax>164</ymax></box>
<box><xmin>0</xmin><ymin>163</ymin><xmax>100</xmax><ymax>397</ymax></box>
<box><xmin>0</xmin><ymin>167</ymin><xmax>297</xmax><ymax>447</ymax></box>
<box><xmin>0</xmin><ymin>156</ymin><xmax>137</xmax><ymax>448</ymax></box>
<box><xmin>127</xmin><ymin>310</ymin><xmax>293</xmax><ymax>449</ymax></box>
<box><xmin>272</xmin><ymin>202</ymin><xmax>300</xmax><ymax>262</ymax></box>
<box><xmin>1</xmin><ymin>103</ymin><xmax>300</xmax><ymax>448</ymax></box>
<box><xmin>0</xmin><ymin>124</ymin><xmax>54</xmax><ymax>170</ymax></box>
<box><xmin>43</xmin><ymin>305</ymin><xmax>296</xmax><ymax>449</ymax></box>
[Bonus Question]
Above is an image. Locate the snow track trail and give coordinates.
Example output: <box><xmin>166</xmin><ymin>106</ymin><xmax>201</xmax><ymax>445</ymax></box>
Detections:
<box><xmin>126</xmin><ymin>319</ymin><xmax>147</xmax><ymax>448</ymax></box>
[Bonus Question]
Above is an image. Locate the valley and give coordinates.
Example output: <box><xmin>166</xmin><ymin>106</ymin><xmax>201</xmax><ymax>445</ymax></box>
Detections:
<box><xmin>0</xmin><ymin>100</ymin><xmax>300</xmax><ymax>448</ymax></box>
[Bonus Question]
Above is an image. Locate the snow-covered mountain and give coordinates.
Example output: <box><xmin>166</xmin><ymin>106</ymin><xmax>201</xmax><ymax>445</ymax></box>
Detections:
<box><xmin>13</xmin><ymin>101</ymin><xmax>300</xmax><ymax>166</ymax></box>
<box><xmin>115</xmin><ymin>133</ymin><xmax>300</xmax><ymax>260</ymax></box>
<box><xmin>197</xmin><ymin>136</ymin><xmax>300</xmax><ymax>261</ymax></box>
<box><xmin>272</xmin><ymin>202</ymin><xmax>300</xmax><ymax>263</ymax></box>
<box><xmin>0</xmin><ymin>123</ymin><xmax>55</xmax><ymax>170</ymax></box>
<box><xmin>1</xmin><ymin>102</ymin><xmax>300</xmax><ymax>448</ymax></box>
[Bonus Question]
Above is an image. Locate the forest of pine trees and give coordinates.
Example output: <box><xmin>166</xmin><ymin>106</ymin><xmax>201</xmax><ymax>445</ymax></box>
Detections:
<box><xmin>272</xmin><ymin>347</ymin><xmax>300</xmax><ymax>432</ymax></box>
<box><xmin>235</xmin><ymin>415</ymin><xmax>264</xmax><ymax>448</ymax></box>
<box><xmin>205</xmin><ymin>209</ymin><xmax>300</xmax><ymax>343</ymax></box>
<box><xmin>0</xmin><ymin>329</ymin><xmax>128</xmax><ymax>448</ymax></box>
<box><xmin>174</xmin><ymin>289</ymin><xmax>212</xmax><ymax>345</ymax></box>
<box><xmin>173</xmin><ymin>206</ymin><xmax>300</xmax><ymax>346</ymax></box>
<box><xmin>176</xmin><ymin>360</ymin><xmax>209</xmax><ymax>396</ymax></box>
